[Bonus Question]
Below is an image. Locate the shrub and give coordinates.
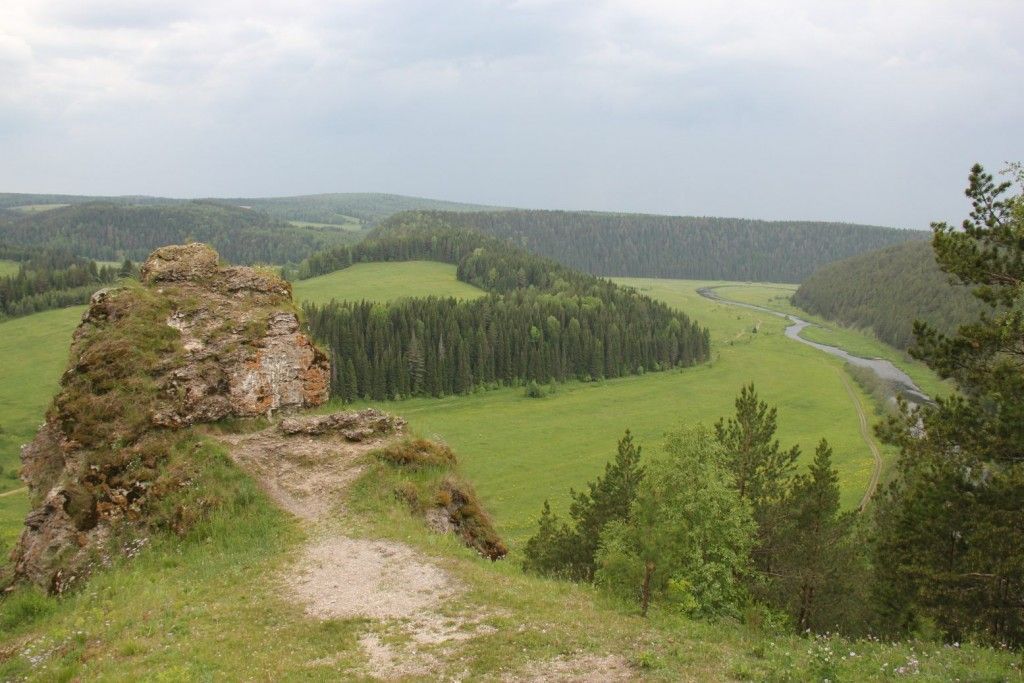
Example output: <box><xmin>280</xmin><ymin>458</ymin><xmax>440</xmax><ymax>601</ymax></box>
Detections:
<box><xmin>436</xmin><ymin>476</ymin><xmax>507</xmax><ymax>560</ymax></box>
<box><xmin>374</xmin><ymin>438</ymin><xmax>457</xmax><ymax>469</ymax></box>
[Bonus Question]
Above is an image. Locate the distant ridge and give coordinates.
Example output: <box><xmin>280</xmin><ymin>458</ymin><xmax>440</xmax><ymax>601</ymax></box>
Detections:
<box><xmin>2</xmin><ymin>192</ymin><xmax>924</xmax><ymax>281</ymax></box>
<box><xmin>396</xmin><ymin>209</ymin><xmax>927</xmax><ymax>283</ymax></box>
<box><xmin>0</xmin><ymin>191</ymin><xmax>501</xmax><ymax>226</ymax></box>
<box><xmin>793</xmin><ymin>240</ymin><xmax>984</xmax><ymax>349</ymax></box>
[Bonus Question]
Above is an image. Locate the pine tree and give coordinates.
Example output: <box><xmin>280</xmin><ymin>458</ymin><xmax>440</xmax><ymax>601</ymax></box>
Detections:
<box><xmin>875</xmin><ymin>163</ymin><xmax>1024</xmax><ymax>646</ymax></box>
<box><xmin>523</xmin><ymin>430</ymin><xmax>645</xmax><ymax>581</ymax></box>
<box><xmin>714</xmin><ymin>384</ymin><xmax>800</xmax><ymax>575</ymax></box>
<box><xmin>343</xmin><ymin>358</ymin><xmax>358</xmax><ymax>403</ymax></box>
<box><xmin>595</xmin><ymin>426</ymin><xmax>754</xmax><ymax>618</ymax></box>
<box><xmin>407</xmin><ymin>332</ymin><xmax>425</xmax><ymax>395</ymax></box>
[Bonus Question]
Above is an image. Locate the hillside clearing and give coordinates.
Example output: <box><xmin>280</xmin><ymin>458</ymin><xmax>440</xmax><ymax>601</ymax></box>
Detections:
<box><xmin>0</xmin><ymin>260</ymin><xmax>19</xmax><ymax>277</ymax></box>
<box><xmin>292</xmin><ymin>260</ymin><xmax>486</xmax><ymax>304</ymax></box>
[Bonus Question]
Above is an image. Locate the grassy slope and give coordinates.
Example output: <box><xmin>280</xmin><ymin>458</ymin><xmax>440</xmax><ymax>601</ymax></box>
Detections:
<box><xmin>0</xmin><ymin>260</ymin><xmax>19</xmax><ymax>277</ymax></box>
<box><xmin>292</xmin><ymin>261</ymin><xmax>486</xmax><ymax>305</ymax></box>
<box><xmin>0</xmin><ymin>437</ymin><xmax>1015</xmax><ymax>680</ymax></box>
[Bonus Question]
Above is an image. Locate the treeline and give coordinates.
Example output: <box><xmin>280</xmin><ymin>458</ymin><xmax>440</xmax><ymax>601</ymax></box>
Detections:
<box><xmin>397</xmin><ymin>209</ymin><xmax>926</xmax><ymax>283</ymax></box>
<box><xmin>0</xmin><ymin>245</ymin><xmax>129</xmax><ymax>318</ymax></box>
<box><xmin>300</xmin><ymin>216</ymin><xmax>709</xmax><ymax>399</ymax></box>
<box><xmin>306</xmin><ymin>291</ymin><xmax>707</xmax><ymax>400</ymax></box>
<box><xmin>792</xmin><ymin>240</ymin><xmax>985</xmax><ymax>349</ymax></box>
<box><xmin>297</xmin><ymin>213</ymin><xmax>655</xmax><ymax>297</ymax></box>
<box><xmin>0</xmin><ymin>201</ymin><xmax>353</xmax><ymax>265</ymax></box>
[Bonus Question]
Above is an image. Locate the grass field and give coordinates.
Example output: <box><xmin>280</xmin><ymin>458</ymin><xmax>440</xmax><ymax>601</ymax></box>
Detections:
<box><xmin>0</xmin><ymin>307</ymin><xmax>84</xmax><ymax>493</ymax></box>
<box><xmin>8</xmin><ymin>204</ymin><xmax>68</xmax><ymax>213</ymax></box>
<box><xmin>0</xmin><ymin>260</ymin><xmax>19</xmax><ymax>277</ymax></box>
<box><xmin>288</xmin><ymin>218</ymin><xmax>363</xmax><ymax>232</ymax></box>
<box><xmin>0</xmin><ymin>269</ymin><xmax>925</xmax><ymax>550</ymax></box>
<box><xmin>292</xmin><ymin>261</ymin><xmax>486</xmax><ymax>305</ymax></box>
<box><xmin>328</xmin><ymin>276</ymin><xmax>909</xmax><ymax>546</ymax></box>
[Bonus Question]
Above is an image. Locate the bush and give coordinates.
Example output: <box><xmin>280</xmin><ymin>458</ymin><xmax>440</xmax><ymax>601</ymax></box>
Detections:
<box><xmin>374</xmin><ymin>438</ymin><xmax>457</xmax><ymax>469</ymax></box>
<box><xmin>524</xmin><ymin>380</ymin><xmax>544</xmax><ymax>398</ymax></box>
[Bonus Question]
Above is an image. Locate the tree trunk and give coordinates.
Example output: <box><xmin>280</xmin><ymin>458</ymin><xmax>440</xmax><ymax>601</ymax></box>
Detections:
<box><xmin>641</xmin><ymin>560</ymin><xmax>655</xmax><ymax>617</ymax></box>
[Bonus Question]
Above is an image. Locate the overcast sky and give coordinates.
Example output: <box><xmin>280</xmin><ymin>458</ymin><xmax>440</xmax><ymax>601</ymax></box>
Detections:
<box><xmin>1</xmin><ymin>1</ymin><xmax>1021</xmax><ymax>228</ymax></box>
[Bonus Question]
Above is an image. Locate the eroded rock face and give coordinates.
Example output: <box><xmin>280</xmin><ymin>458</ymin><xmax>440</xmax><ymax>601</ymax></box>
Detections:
<box><xmin>10</xmin><ymin>243</ymin><xmax>330</xmax><ymax>591</ymax></box>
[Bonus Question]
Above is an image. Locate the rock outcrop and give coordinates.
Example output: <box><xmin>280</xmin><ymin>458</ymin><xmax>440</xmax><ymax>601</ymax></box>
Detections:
<box><xmin>10</xmin><ymin>243</ymin><xmax>330</xmax><ymax>591</ymax></box>
<box><xmin>279</xmin><ymin>409</ymin><xmax>406</xmax><ymax>440</ymax></box>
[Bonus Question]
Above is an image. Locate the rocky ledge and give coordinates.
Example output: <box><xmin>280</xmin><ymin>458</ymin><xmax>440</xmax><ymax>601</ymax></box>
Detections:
<box><xmin>9</xmin><ymin>243</ymin><xmax>330</xmax><ymax>591</ymax></box>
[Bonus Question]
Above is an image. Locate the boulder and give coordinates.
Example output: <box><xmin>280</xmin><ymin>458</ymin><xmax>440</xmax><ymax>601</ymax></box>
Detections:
<box><xmin>140</xmin><ymin>243</ymin><xmax>219</xmax><ymax>284</ymax></box>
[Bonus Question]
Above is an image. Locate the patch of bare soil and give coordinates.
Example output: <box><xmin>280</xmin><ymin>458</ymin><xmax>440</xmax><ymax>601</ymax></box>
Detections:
<box><xmin>217</xmin><ymin>428</ymin><xmax>382</xmax><ymax>519</ymax></box>
<box><xmin>286</xmin><ymin>535</ymin><xmax>456</xmax><ymax>620</ymax></box>
<box><xmin>506</xmin><ymin>654</ymin><xmax>637</xmax><ymax>682</ymax></box>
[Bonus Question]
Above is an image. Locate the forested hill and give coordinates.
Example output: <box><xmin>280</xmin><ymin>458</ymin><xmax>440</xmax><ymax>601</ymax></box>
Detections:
<box><xmin>405</xmin><ymin>209</ymin><xmax>926</xmax><ymax>283</ymax></box>
<box><xmin>221</xmin><ymin>193</ymin><xmax>500</xmax><ymax>225</ymax></box>
<box><xmin>0</xmin><ymin>201</ymin><xmax>354</xmax><ymax>265</ymax></box>
<box><xmin>792</xmin><ymin>240</ymin><xmax>985</xmax><ymax>349</ymax></box>
<box><xmin>0</xmin><ymin>192</ymin><xmax>498</xmax><ymax>227</ymax></box>
<box><xmin>300</xmin><ymin>213</ymin><xmax>711</xmax><ymax>399</ymax></box>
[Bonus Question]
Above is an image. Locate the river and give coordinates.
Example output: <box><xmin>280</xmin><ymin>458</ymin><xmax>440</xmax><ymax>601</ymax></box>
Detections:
<box><xmin>697</xmin><ymin>286</ymin><xmax>931</xmax><ymax>406</ymax></box>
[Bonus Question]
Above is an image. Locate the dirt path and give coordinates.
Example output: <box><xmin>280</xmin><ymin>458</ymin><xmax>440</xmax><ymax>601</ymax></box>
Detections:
<box><xmin>833</xmin><ymin>368</ymin><xmax>883</xmax><ymax>510</ymax></box>
<box><xmin>214</xmin><ymin>415</ymin><xmax>494</xmax><ymax>680</ymax></box>
<box><xmin>0</xmin><ymin>487</ymin><xmax>27</xmax><ymax>498</ymax></box>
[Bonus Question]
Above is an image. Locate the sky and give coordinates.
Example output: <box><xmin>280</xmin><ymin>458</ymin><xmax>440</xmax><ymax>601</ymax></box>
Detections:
<box><xmin>0</xmin><ymin>1</ymin><xmax>1021</xmax><ymax>228</ymax></box>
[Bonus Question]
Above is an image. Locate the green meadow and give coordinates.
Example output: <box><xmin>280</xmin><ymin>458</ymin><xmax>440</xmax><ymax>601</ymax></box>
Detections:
<box><xmin>288</xmin><ymin>218</ymin><xmax>363</xmax><ymax>232</ymax></box>
<box><xmin>0</xmin><ymin>307</ymin><xmax>83</xmax><ymax>562</ymax></box>
<box><xmin>292</xmin><ymin>260</ymin><xmax>486</xmax><ymax>304</ymax></box>
<box><xmin>0</xmin><ymin>260</ymin><xmax>19</xmax><ymax>277</ymax></box>
<box><xmin>334</xmin><ymin>275</ymin><xmax>908</xmax><ymax>546</ymax></box>
<box><xmin>0</xmin><ymin>307</ymin><xmax>84</xmax><ymax>493</ymax></box>
<box><xmin>8</xmin><ymin>204</ymin><xmax>68</xmax><ymax>213</ymax></box>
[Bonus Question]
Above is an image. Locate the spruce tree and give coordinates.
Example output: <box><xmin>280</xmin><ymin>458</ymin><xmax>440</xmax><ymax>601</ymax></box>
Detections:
<box><xmin>773</xmin><ymin>440</ymin><xmax>857</xmax><ymax>633</ymax></box>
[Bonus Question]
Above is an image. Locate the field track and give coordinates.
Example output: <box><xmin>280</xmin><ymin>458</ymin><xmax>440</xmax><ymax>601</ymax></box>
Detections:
<box><xmin>834</xmin><ymin>368</ymin><xmax>883</xmax><ymax>510</ymax></box>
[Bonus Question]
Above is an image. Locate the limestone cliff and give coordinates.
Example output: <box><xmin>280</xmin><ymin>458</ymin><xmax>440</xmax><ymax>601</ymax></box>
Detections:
<box><xmin>9</xmin><ymin>243</ymin><xmax>330</xmax><ymax>591</ymax></box>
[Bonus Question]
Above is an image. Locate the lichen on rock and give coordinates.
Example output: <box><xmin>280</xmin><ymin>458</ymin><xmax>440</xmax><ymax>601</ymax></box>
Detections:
<box><xmin>8</xmin><ymin>243</ymin><xmax>330</xmax><ymax>592</ymax></box>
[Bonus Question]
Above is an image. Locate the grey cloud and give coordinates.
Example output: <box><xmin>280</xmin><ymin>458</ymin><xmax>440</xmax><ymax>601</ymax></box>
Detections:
<box><xmin>0</xmin><ymin>1</ymin><xmax>1021</xmax><ymax>228</ymax></box>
